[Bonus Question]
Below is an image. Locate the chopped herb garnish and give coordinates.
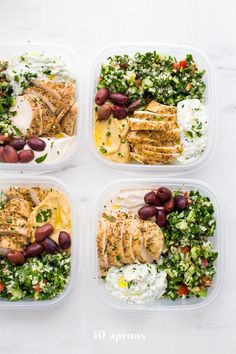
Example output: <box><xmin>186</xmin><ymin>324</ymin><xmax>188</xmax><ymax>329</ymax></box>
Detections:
<box><xmin>35</xmin><ymin>154</ymin><xmax>48</xmax><ymax>163</ymax></box>
<box><xmin>36</xmin><ymin>208</ymin><xmax>52</xmax><ymax>223</ymax></box>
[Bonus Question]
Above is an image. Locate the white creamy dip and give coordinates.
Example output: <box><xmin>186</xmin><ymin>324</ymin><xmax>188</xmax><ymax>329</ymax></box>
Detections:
<box><xmin>105</xmin><ymin>264</ymin><xmax>167</xmax><ymax>304</ymax></box>
<box><xmin>4</xmin><ymin>52</ymin><xmax>71</xmax><ymax>96</ymax></box>
<box><xmin>106</xmin><ymin>189</ymin><xmax>150</xmax><ymax>214</ymax></box>
<box><xmin>25</xmin><ymin>136</ymin><xmax>76</xmax><ymax>164</ymax></box>
<box><xmin>177</xmin><ymin>99</ymin><xmax>208</xmax><ymax>164</ymax></box>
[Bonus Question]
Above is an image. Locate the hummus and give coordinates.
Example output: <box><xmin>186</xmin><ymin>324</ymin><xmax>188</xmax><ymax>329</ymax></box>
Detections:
<box><xmin>28</xmin><ymin>190</ymin><xmax>72</xmax><ymax>244</ymax></box>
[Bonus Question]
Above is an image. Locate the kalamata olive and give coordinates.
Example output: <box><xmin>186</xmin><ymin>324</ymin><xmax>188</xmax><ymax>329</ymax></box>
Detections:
<box><xmin>164</xmin><ymin>197</ymin><xmax>175</xmax><ymax>213</ymax></box>
<box><xmin>128</xmin><ymin>98</ymin><xmax>143</xmax><ymax>113</ymax></box>
<box><xmin>156</xmin><ymin>210</ymin><xmax>167</xmax><ymax>227</ymax></box>
<box><xmin>174</xmin><ymin>195</ymin><xmax>188</xmax><ymax>211</ymax></box>
<box><xmin>7</xmin><ymin>250</ymin><xmax>25</xmax><ymax>265</ymax></box>
<box><xmin>95</xmin><ymin>88</ymin><xmax>110</xmax><ymax>106</ymax></box>
<box><xmin>109</xmin><ymin>93</ymin><xmax>129</xmax><ymax>105</ymax></box>
<box><xmin>97</xmin><ymin>104</ymin><xmax>112</xmax><ymax>120</ymax></box>
<box><xmin>0</xmin><ymin>248</ymin><xmax>10</xmax><ymax>257</ymax></box>
<box><xmin>43</xmin><ymin>238</ymin><xmax>59</xmax><ymax>254</ymax></box>
<box><xmin>35</xmin><ymin>223</ymin><xmax>54</xmax><ymax>243</ymax></box>
<box><xmin>9</xmin><ymin>138</ymin><xmax>26</xmax><ymax>151</ymax></box>
<box><xmin>112</xmin><ymin>105</ymin><xmax>127</xmax><ymax>119</ymax></box>
<box><xmin>25</xmin><ymin>243</ymin><xmax>44</xmax><ymax>258</ymax></box>
<box><xmin>138</xmin><ymin>205</ymin><xmax>157</xmax><ymax>220</ymax></box>
<box><xmin>3</xmin><ymin>145</ymin><xmax>18</xmax><ymax>163</ymax></box>
<box><xmin>59</xmin><ymin>231</ymin><xmax>71</xmax><ymax>250</ymax></box>
<box><xmin>27</xmin><ymin>137</ymin><xmax>46</xmax><ymax>151</ymax></box>
<box><xmin>156</xmin><ymin>187</ymin><xmax>172</xmax><ymax>202</ymax></box>
<box><xmin>144</xmin><ymin>191</ymin><xmax>162</xmax><ymax>206</ymax></box>
<box><xmin>18</xmin><ymin>149</ymin><xmax>34</xmax><ymax>163</ymax></box>
<box><xmin>0</xmin><ymin>146</ymin><xmax>5</xmax><ymax>162</ymax></box>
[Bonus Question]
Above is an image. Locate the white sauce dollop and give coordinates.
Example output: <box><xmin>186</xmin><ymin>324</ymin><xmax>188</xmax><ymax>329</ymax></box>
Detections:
<box><xmin>4</xmin><ymin>52</ymin><xmax>71</xmax><ymax>96</ymax></box>
<box><xmin>105</xmin><ymin>264</ymin><xmax>167</xmax><ymax>304</ymax></box>
<box><xmin>177</xmin><ymin>99</ymin><xmax>208</xmax><ymax>164</ymax></box>
<box><xmin>24</xmin><ymin>136</ymin><xmax>76</xmax><ymax>164</ymax></box>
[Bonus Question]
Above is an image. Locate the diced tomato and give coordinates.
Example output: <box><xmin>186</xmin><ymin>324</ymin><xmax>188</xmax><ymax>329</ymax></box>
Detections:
<box><xmin>179</xmin><ymin>60</ymin><xmax>187</xmax><ymax>68</ymax></box>
<box><xmin>0</xmin><ymin>282</ymin><xmax>5</xmax><ymax>292</ymax></box>
<box><xmin>177</xmin><ymin>284</ymin><xmax>189</xmax><ymax>296</ymax></box>
<box><xmin>201</xmin><ymin>258</ymin><xmax>209</xmax><ymax>268</ymax></box>
<box><xmin>172</xmin><ymin>62</ymin><xmax>180</xmax><ymax>70</ymax></box>
<box><xmin>33</xmin><ymin>284</ymin><xmax>42</xmax><ymax>293</ymax></box>
<box><xmin>200</xmin><ymin>276</ymin><xmax>213</xmax><ymax>287</ymax></box>
<box><xmin>181</xmin><ymin>246</ymin><xmax>190</xmax><ymax>254</ymax></box>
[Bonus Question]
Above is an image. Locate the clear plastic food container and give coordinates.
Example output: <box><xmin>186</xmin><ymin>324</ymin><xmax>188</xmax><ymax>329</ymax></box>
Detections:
<box><xmin>90</xmin><ymin>178</ymin><xmax>223</xmax><ymax>312</ymax></box>
<box><xmin>0</xmin><ymin>43</ymin><xmax>81</xmax><ymax>173</ymax></box>
<box><xmin>0</xmin><ymin>175</ymin><xmax>79</xmax><ymax>308</ymax></box>
<box><xmin>88</xmin><ymin>43</ymin><xmax>216</xmax><ymax>173</ymax></box>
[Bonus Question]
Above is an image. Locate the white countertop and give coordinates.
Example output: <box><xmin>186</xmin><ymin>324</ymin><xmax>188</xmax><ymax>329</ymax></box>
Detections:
<box><xmin>0</xmin><ymin>0</ymin><xmax>235</xmax><ymax>353</ymax></box>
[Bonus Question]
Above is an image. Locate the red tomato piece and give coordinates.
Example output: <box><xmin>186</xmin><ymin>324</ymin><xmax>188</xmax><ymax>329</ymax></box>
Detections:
<box><xmin>179</xmin><ymin>60</ymin><xmax>187</xmax><ymax>68</ymax></box>
<box><xmin>181</xmin><ymin>246</ymin><xmax>190</xmax><ymax>254</ymax></box>
<box><xmin>177</xmin><ymin>284</ymin><xmax>189</xmax><ymax>296</ymax></box>
<box><xmin>172</xmin><ymin>62</ymin><xmax>180</xmax><ymax>70</ymax></box>
<box><xmin>33</xmin><ymin>284</ymin><xmax>42</xmax><ymax>293</ymax></box>
<box><xmin>0</xmin><ymin>282</ymin><xmax>4</xmax><ymax>292</ymax></box>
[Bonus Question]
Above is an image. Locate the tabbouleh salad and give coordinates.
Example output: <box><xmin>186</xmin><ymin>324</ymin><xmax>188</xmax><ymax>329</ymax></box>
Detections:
<box><xmin>0</xmin><ymin>252</ymin><xmax>70</xmax><ymax>301</ymax></box>
<box><xmin>159</xmin><ymin>191</ymin><xmax>218</xmax><ymax>300</ymax></box>
<box><xmin>98</xmin><ymin>52</ymin><xmax>206</xmax><ymax>106</ymax></box>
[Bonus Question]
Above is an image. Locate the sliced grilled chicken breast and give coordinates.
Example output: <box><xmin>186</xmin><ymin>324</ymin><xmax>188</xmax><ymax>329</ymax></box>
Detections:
<box><xmin>127</xmin><ymin>129</ymin><xmax>180</xmax><ymax>146</ymax></box>
<box><xmin>130</xmin><ymin>152</ymin><xmax>168</xmax><ymax>165</ymax></box>
<box><xmin>60</xmin><ymin>102</ymin><xmax>77</xmax><ymax>136</ymax></box>
<box><xmin>10</xmin><ymin>95</ymin><xmax>41</xmax><ymax>136</ymax></box>
<box><xmin>146</xmin><ymin>100</ymin><xmax>177</xmax><ymax>114</ymax></box>
<box><xmin>122</xmin><ymin>215</ymin><xmax>136</xmax><ymax>264</ymax></box>
<box><xmin>129</xmin><ymin>118</ymin><xmax>178</xmax><ymax>131</ymax></box>
<box><xmin>132</xmin><ymin>110</ymin><xmax>177</xmax><ymax>122</ymax></box>
<box><xmin>7</xmin><ymin>198</ymin><xmax>32</xmax><ymax>219</ymax></box>
<box><xmin>142</xmin><ymin>220</ymin><xmax>164</xmax><ymax>261</ymax></box>
<box><xmin>97</xmin><ymin>215</ymin><xmax>110</xmax><ymax>276</ymax></box>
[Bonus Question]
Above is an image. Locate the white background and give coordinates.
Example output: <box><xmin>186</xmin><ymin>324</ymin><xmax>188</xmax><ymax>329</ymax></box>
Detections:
<box><xmin>0</xmin><ymin>0</ymin><xmax>235</xmax><ymax>353</ymax></box>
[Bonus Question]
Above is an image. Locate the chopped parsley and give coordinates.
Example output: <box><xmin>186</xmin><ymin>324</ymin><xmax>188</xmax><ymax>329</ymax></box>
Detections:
<box><xmin>35</xmin><ymin>154</ymin><xmax>48</xmax><ymax>163</ymax></box>
<box><xmin>0</xmin><ymin>252</ymin><xmax>70</xmax><ymax>301</ymax></box>
<box><xmin>158</xmin><ymin>190</ymin><xmax>217</xmax><ymax>300</ymax></box>
<box><xmin>36</xmin><ymin>208</ymin><xmax>52</xmax><ymax>223</ymax></box>
<box><xmin>99</xmin><ymin>146</ymin><xmax>107</xmax><ymax>154</ymax></box>
<box><xmin>98</xmin><ymin>52</ymin><xmax>206</xmax><ymax>106</ymax></box>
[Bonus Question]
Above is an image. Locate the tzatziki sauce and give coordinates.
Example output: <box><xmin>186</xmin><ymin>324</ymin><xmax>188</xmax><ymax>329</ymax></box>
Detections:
<box><xmin>105</xmin><ymin>264</ymin><xmax>167</xmax><ymax>304</ymax></box>
<box><xmin>177</xmin><ymin>98</ymin><xmax>208</xmax><ymax>164</ymax></box>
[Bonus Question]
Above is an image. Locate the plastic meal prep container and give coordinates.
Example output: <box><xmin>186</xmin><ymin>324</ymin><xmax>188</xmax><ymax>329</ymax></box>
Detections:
<box><xmin>0</xmin><ymin>43</ymin><xmax>81</xmax><ymax>173</ymax></box>
<box><xmin>91</xmin><ymin>178</ymin><xmax>223</xmax><ymax>312</ymax></box>
<box><xmin>0</xmin><ymin>175</ymin><xmax>79</xmax><ymax>309</ymax></box>
<box><xmin>89</xmin><ymin>43</ymin><xmax>216</xmax><ymax>173</ymax></box>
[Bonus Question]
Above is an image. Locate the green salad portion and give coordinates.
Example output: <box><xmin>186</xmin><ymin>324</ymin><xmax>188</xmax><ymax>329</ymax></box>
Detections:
<box><xmin>158</xmin><ymin>191</ymin><xmax>218</xmax><ymax>300</ymax></box>
<box><xmin>98</xmin><ymin>52</ymin><xmax>206</xmax><ymax>106</ymax></box>
<box><xmin>0</xmin><ymin>252</ymin><xmax>70</xmax><ymax>301</ymax></box>
<box><xmin>0</xmin><ymin>79</ymin><xmax>15</xmax><ymax>135</ymax></box>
